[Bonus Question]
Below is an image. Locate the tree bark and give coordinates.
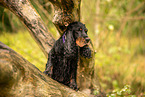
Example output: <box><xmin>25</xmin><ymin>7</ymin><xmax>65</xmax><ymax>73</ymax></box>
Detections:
<box><xmin>49</xmin><ymin>0</ymin><xmax>81</xmax><ymax>35</ymax></box>
<box><xmin>0</xmin><ymin>0</ymin><xmax>97</xmax><ymax>95</ymax></box>
<box><xmin>0</xmin><ymin>42</ymin><xmax>88</xmax><ymax>97</ymax></box>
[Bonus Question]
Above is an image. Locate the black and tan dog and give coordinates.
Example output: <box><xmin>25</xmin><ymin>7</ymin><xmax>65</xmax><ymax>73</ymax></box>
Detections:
<box><xmin>44</xmin><ymin>22</ymin><xmax>91</xmax><ymax>90</ymax></box>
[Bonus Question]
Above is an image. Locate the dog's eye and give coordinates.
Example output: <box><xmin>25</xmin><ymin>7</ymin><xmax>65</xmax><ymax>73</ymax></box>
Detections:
<box><xmin>79</xmin><ymin>28</ymin><xmax>82</xmax><ymax>31</ymax></box>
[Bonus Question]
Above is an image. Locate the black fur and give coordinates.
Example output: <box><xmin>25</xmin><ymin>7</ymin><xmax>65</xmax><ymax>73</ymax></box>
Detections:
<box><xmin>44</xmin><ymin>22</ymin><xmax>91</xmax><ymax>90</ymax></box>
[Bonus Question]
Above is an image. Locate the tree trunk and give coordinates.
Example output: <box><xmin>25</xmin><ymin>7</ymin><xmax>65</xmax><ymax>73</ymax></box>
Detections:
<box><xmin>0</xmin><ymin>0</ymin><xmax>98</xmax><ymax>95</ymax></box>
<box><xmin>49</xmin><ymin>0</ymin><xmax>81</xmax><ymax>35</ymax></box>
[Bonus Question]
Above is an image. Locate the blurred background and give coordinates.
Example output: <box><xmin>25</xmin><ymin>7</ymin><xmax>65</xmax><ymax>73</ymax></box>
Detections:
<box><xmin>0</xmin><ymin>0</ymin><xmax>145</xmax><ymax>96</ymax></box>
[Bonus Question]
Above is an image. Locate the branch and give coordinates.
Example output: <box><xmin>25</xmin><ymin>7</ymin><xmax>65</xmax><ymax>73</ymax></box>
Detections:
<box><xmin>117</xmin><ymin>1</ymin><xmax>145</xmax><ymax>38</ymax></box>
<box><xmin>0</xmin><ymin>42</ymin><xmax>88</xmax><ymax>97</ymax></box>
<box><xmin>0</xmin><ymin>0</ymin><xmax>55</xmax><ymax>58</ymax></box>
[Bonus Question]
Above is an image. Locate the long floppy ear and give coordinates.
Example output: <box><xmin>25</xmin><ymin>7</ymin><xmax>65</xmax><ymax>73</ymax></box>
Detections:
<box><xmin>64</xmin><ymin>29</ymin><xmax>76</xmax><ymax>54</ymax></box>
<box><xmin>80</xmin><ymin>45</ymin><xmax>92</xmax><ymax>58</ymax></box>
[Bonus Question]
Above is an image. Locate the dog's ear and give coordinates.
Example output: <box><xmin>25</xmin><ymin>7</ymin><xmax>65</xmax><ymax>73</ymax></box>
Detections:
<box><xmin>80</xmin><ymin>46</ymin><xmax>92</xmax><ymax>58</ymax></box>
<box><xmin>66</xmin><ymin>30</ymin><xmax>74</xmax><ymax>42</ymax></box>
<box><xmin>64</xmin><ymin>30</ymin><xmax>75</xmax><ymax>53</ymax></box>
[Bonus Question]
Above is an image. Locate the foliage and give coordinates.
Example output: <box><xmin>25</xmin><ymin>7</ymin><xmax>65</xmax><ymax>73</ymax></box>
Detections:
<box><xmin>93</xmin><ymin>33</ymin><xmax>145</xmax><ymax>96</ymax></box>
<box><xmin>0</xmin><ymin>6</ymin><xmax>25</xmax><ymax>33</ymax></box>
<box><xmin>107</xmin><ymin>85</ymin><xmax>135</xmax><ymax>97</ymax></box>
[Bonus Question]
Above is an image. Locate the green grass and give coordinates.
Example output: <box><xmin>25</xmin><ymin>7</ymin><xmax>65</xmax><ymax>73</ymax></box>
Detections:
<box><xmin>0</xmin><ymin>31</ymin><xmax>46</xmax><ymax>71</ymax></box>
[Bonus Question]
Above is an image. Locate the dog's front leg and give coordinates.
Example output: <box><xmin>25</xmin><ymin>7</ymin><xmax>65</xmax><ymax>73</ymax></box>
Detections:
<box><xmin>69</xmin><ymin>64</ymin><xmax>78</xmax><ymax>91</ymax></box>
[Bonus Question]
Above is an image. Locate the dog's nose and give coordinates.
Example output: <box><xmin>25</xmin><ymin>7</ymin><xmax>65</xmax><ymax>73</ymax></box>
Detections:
<box><xmin>85</xmin><ymin>38</ymin><xmax>90</xmax><ymax>43</ymax></box>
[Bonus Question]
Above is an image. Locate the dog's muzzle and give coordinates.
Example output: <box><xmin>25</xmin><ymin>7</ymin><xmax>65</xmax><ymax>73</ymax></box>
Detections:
<box><xmin>76</xmin><ymin>37</ymin><xmax>90</xmax><ymax>47</ymax></box>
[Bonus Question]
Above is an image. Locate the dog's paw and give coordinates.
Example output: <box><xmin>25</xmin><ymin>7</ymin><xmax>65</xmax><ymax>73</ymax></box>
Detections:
<box><xmin>69</xmin><ymin>82</ymin><xmax>78</xmax><ymax>91</ymax></box>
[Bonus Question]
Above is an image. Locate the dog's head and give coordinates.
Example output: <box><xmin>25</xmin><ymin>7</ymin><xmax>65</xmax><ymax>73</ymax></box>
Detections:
<box><xmin>66</xmin><ymin>22</ymin><xmax>90</xmax><ymax>47</ymax></box>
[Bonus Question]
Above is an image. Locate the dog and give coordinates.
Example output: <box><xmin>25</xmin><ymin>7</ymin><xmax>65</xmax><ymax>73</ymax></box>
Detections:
<box><xmin>44</xmin><ymin>22</ymin><xmax>91</xmax><ymax>90</ymax></box>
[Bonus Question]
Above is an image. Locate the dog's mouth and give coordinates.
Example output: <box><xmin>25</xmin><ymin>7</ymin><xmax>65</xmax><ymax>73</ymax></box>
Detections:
<box><xmin>76</xmin><ymin>37</ymin><xmax>90</xmax><ymax>47</ymax></box>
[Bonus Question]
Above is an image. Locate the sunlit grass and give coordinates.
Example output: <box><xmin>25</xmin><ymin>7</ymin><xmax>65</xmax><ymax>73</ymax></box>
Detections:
<box><xmin>0</xmin><ymin>31</ymin><xmax>46</xmax><ymax>71</ymax></box>
<box><xmin>95</xmin><ymin>33</ymin><xmax>145</xmax><ymax>95</ymax></box>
